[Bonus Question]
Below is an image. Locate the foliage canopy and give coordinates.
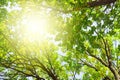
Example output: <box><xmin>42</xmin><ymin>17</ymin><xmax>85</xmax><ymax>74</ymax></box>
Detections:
<box><xmin>0</xmin><ymin>0</ymin><xmax>120</xmax><ymax>80</ymax></box>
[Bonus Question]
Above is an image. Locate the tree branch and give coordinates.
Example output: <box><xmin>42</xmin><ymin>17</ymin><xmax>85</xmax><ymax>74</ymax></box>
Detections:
<box><xmin>38</xmin><ymin>0</ymin><xmax>117</xmax><ymax>13</ymax></box>
<box><xmin>102</xmin><ymin>38</ymin><xmax>112</xmax><ymax>67</ymax></box>
<box><xmin>87</xmin><ymin>0</ymin><xmax>116</xmax><ymax>7</ymax></box>
<box><xmin>86</xmin><ymin>51</ymin><xmax>108</xmax><ymax>67</ymax></box>
<box><xmin>80</xmin><ymin>59</ymin><xmax>98</xmax><ymax>71</ymax></box>
<box><xmin>35</xmin><ymin>58</ymin><xmax>58</xmax><ymax>80</ymax></box>
<box><xmin>1</xmin><ymin>63</ymin><xmax>45</xmax><ymax>80</ymax></box>
<box><xmin>109</xmin><ymin>66</ymin><xmax>120</xmax><ymax>80</ymax></box>
<box><xmin>102</xmin><ymin>76</ymin><xmax>111</xmax><ymax>80</ymax></box>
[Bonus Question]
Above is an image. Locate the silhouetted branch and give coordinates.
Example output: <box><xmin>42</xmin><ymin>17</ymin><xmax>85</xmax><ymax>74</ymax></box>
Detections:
<box><xmin>87</xmin><ymin>0</ymin><xmax>116</xmax><ymax>7</ymax></box>
<box><xmin>39</xmin><ymin>0</ymin><xmax>117</xmax><ymax>13</ymax></box>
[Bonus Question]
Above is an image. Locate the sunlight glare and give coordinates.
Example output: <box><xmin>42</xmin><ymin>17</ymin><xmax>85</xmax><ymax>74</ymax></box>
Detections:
<box><xmin>26</xmin><ymin>18</ymin><xmax>46</xmax><ymax>35</ymax></box>
<box><xmin>22</xmin><ymin>14</ymin><xmax>49</xmax><ymax>42</ymax></box>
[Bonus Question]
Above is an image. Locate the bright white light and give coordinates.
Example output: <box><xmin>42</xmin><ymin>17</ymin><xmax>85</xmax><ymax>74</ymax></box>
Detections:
<box><xmin>26</xmin><ymin>18</ymin><xmax>46</xmax><ymax>35</ymax></box>
<box><xmin>21</xmin><ymin>14</ymin><xmax>48</xmax><ymax>42</ymax></box>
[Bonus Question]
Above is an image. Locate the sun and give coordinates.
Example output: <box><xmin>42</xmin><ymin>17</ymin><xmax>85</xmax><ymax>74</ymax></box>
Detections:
<box><xmin>21</xmin><ymin>13</ymin><xmax>49</xmax><ymax>42</ymax></box>
<box><xmin>25</xmin><ymin>16</ymin><xmax>47</xmax><ymax>35</ymax></box>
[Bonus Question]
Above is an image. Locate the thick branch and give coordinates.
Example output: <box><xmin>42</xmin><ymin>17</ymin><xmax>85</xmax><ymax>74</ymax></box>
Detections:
<box><xmin>87</xmin><ymin>0</ymin><xmax>116</xmax><ymax>7</ymax></box>
<box><xmin>86</xmin><ymin>47</ymin><xmax>120</xmax><ymax>79</ymax></box>
<box><xmin>109</xmin><ymin>66</ymin><xmax>120</xmax><ymax>80</ymax></box>
<box><xmin>38</xmin><ymin>0</ymin><xmax>117</xmax><ymax>13</ymax></box>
